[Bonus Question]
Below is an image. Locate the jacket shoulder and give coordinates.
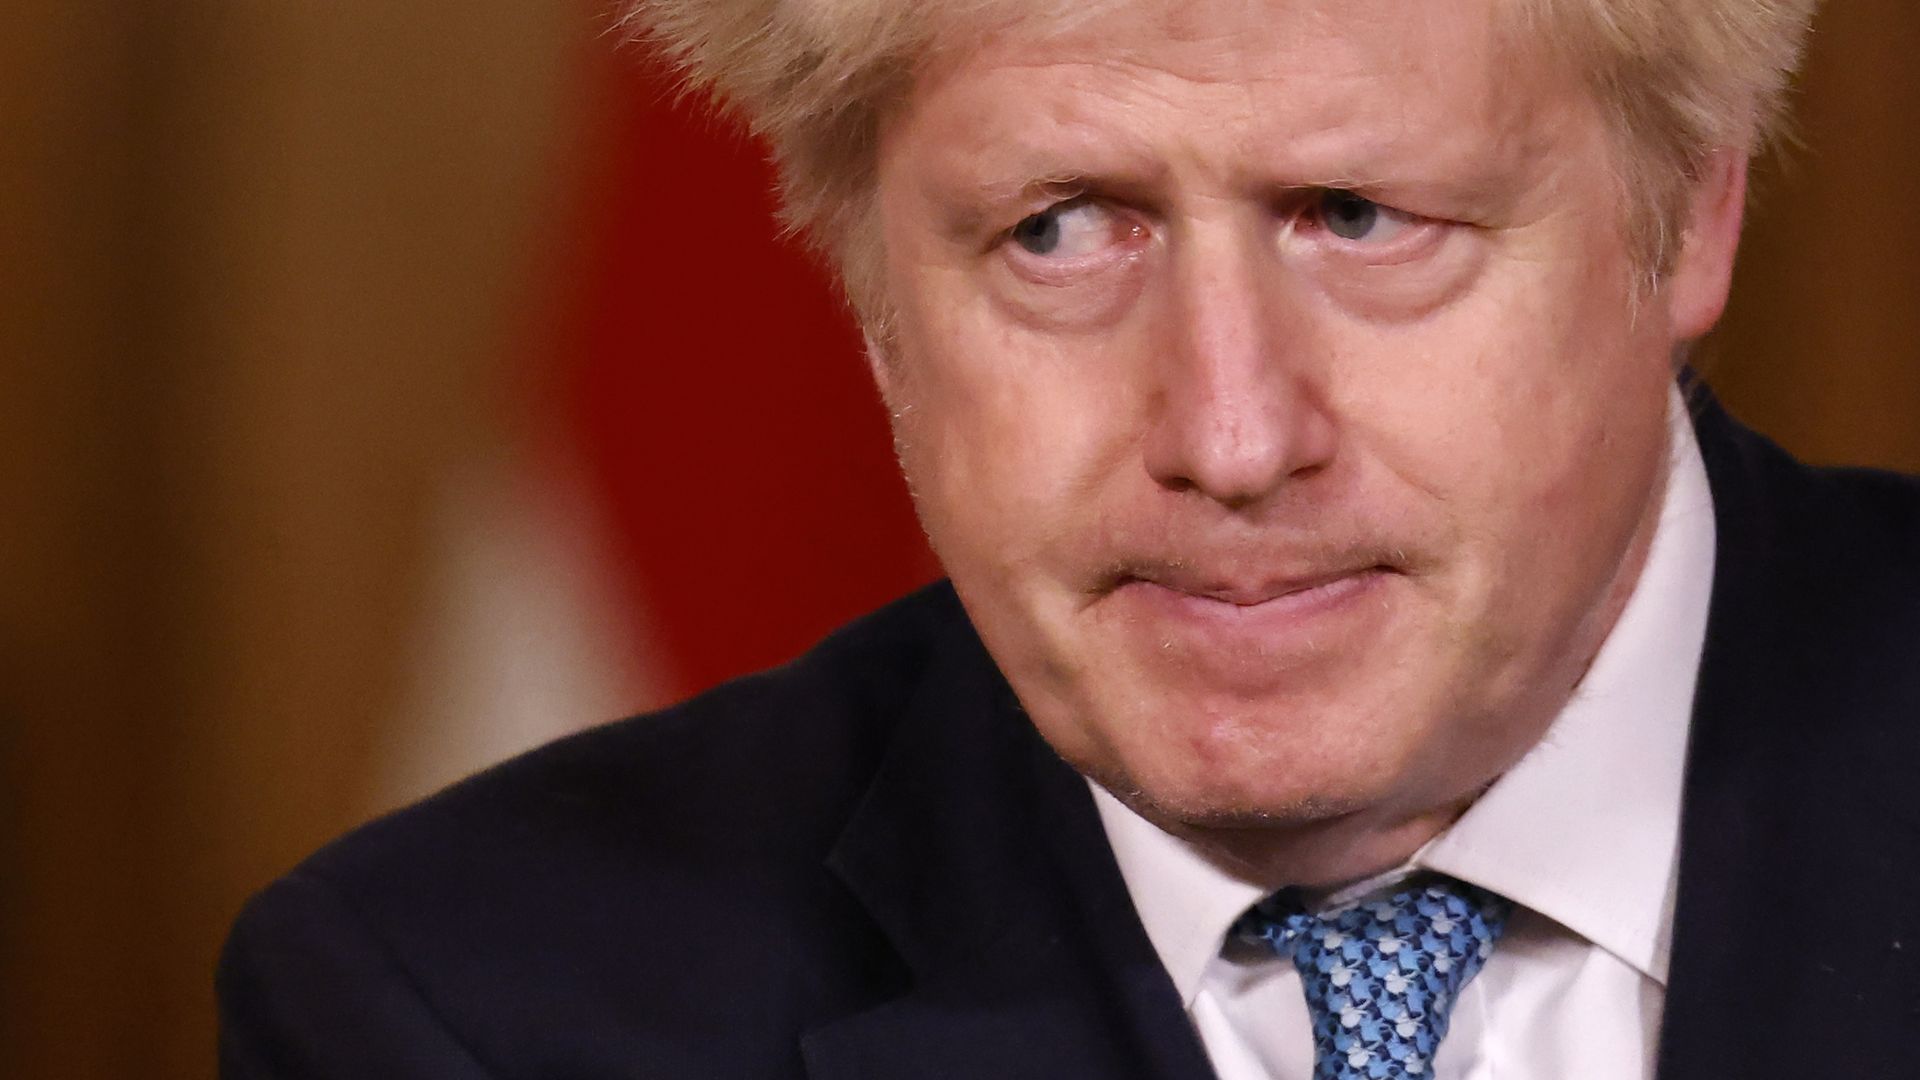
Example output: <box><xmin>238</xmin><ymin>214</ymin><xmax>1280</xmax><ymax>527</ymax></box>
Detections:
<box><xmin>220</xmin><ymin>582</ymin><xmax>962</xmax><ymax>1077</ymax></box>
<box><xmin>1745</xmin><ymin>448</ymin><xmax>1920</xmax><ymax>668</ymax></box>
<box><xmin>1794</xmin><ymin>459</ymin><xmax>1920</xmax><ymax>555</ymax></box>
<box><xmin>307</xmin><ymin>579</ymin><xmax>958</xmax><ymax>885</ymax></box>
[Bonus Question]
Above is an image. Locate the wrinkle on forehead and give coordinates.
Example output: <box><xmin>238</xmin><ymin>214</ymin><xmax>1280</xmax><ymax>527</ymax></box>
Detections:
<box><xmin>893</xmin><ymin>0</ymin><xmax>1567</xmax><ymax>215</ymax></box>
<box><xmin>964</xmin><ymin>0</ymin><xmax>1515</xmax><ymax>83</ymax></box>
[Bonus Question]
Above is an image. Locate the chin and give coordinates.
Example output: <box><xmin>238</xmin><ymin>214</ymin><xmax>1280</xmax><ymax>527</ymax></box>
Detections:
<box><xmin>1054</xmin><ymin>686</ymin><xmax>1418</xmax><ymax>831</ymax></box>
<box><xmin>1127</xmin><ymin>782</ymin><xmax>1375</xmax><ymax>833</ymax></box>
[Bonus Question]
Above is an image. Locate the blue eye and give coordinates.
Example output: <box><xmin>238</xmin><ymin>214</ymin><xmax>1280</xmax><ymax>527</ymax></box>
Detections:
<box><xmin>1009</xmin><ymin>199</ymin><xmax>1120</xmax><ymax>258</ymax></box>
<box><xmin>1013</xmin><ymin>209</ymin><xmax>1064</xmax><ymax>254</ymax></box>
<box><xmin>1314</xmin><ymin>190</ymin><xmax>1419</xmax><ymax>245</ymax></box>
<box><xmin>1320</xmin><ymin>190</ymin><xmax>1382</xmax><ymax>241</ymax></box>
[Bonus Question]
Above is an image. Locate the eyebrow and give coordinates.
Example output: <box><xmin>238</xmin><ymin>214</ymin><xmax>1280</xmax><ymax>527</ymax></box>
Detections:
<box><xmin>978</xmin><ymin>174</ymin><xmax>1092</xmax><ymax>206</ymax></box>
<box><xmin>918</xmin><ymin>121</ymin><xmax>1545</xmax><ymax>242</ymax></box>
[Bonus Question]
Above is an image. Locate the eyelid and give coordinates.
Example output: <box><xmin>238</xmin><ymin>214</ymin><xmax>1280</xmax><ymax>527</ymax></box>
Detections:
<box><xmin>997</xmin><ymin>201</ymin><xmax>1150</xmax><ymax>287</ymax></box>
<box><xmin>1291</xmin><ymin>190</ymin><xmax>1448</xmax><ymax>263</ymax></box>
<box><xmin>1034</xmin><ymin>178</ymin><xmax>1089</xmax><ymax>203</ymax></box>
<box><xmin>1003</xmin><ymin>195</ymin><xmax>1140</xmax><ymax>250</ymax></box>
<box><xmin>1305</xmin><ymin>188</ymin><xmax>1415</xmax><ymax>226</ymax></box>
<box><xmin>980</xmin><ymin>191</ymin><xmax>1080</xmax><ymax>255</ymax></box>
<box><xmin>1005</xmin><ymin>190</ymin><xmax>1093</xmax><ymax>234</ymax></box>
<box><xmin>1003</xmin><ymin>181</ymin><xmax>1090</xmax><ymax>222</ymax></box>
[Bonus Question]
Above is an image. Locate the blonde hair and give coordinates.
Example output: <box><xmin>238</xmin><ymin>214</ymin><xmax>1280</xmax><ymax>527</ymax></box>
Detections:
<box><xmin>625</xmin><ymin>0</ymin><xmax>1821</xmax><ymax>315</ymax></box>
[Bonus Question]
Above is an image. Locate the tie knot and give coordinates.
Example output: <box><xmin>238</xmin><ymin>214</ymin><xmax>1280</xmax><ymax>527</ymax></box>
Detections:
<box><xmin>1233</xmin><ymin>876</ymin><xmax>1512</xmax><ymax>1078</ymax></box>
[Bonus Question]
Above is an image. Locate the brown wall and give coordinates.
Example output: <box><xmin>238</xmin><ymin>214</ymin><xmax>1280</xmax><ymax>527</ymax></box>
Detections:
<box><xmin>3</xmin><ymin>3</ymin><xmax>1916</xmax><ymax>1078</ymax></box>
<box><xmin>1710</xmin><ymin>2</ymin><xmax>1920</xmax><ymax>469</ymax></box>
<box><xmin>2</xmin><ymin>2</ymin><xmax>586</xmax><ymax>1076</ymax></box>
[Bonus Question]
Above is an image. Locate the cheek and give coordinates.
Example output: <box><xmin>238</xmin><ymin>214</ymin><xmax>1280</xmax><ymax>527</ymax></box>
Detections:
<box><xmin>1329</xmin><ymin>239</ymin><xmax>1671</xmax><ymax>593</ymax></box>
<box><xmin>1350</xmin><ymin>235</ymin><xmax>1655</xmax><ymax>472</ymax></box>
<box><xmin>887</xmin><ymin>298</ymin><xmax>1133</xmax><ymax>570</ymax></box>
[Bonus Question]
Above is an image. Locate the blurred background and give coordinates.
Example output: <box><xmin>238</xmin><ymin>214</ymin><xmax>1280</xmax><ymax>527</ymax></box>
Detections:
<box><xmin>3</xmin><ymin>2</ymin><xmax>1915</xmax><ymax>1077</ymax></box>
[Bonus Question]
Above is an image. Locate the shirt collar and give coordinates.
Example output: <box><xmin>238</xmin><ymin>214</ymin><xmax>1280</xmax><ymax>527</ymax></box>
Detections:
<box><xmin>1091</xmin><ymin>389</ymin><xmax>1715</xmax><ymax>1002</ymax></box>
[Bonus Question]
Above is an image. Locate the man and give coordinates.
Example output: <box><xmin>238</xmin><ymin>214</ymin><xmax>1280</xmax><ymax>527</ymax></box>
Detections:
<box><xmin>220</xmin><ymin>0</ymin><xmax>1920</xmax><ymax>1076</ymax></box>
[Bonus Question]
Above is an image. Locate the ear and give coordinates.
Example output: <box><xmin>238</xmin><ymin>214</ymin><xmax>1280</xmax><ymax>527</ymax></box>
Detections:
<box><xmin>1665</xmin><ymin>147</ymin><xmax>1750</xmax><ymax>340</ymax></box>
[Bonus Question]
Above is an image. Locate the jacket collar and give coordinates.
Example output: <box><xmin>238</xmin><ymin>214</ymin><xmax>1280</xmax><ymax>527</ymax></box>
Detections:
<box><xmin>1658</xmin><ymin>379</ymin><xmax>1920</xmax><ymax>1076</ymax></box>
<box><xmin>804</xmin><ymin>596</ymin><xmax>1216</xmax><ymax>1079</ymax></box>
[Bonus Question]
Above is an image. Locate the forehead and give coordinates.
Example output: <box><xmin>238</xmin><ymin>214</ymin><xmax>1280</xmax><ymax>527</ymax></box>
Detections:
<box><xmin>888</xmin><ymin>0</ymin><xmax>1582</xmax><ymax>211</ymax></box>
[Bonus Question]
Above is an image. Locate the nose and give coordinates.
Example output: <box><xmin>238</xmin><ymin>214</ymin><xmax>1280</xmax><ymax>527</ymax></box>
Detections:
<box><xmin>1141</xmin><ymin>230</ymin><xmax>1337</xmax><ymax>508</ymax></box>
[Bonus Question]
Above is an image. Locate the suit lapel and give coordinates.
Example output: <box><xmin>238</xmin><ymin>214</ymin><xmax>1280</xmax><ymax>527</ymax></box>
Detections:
<box><xmin>803</xmin><ymin>600</ymin><xmax>1216</xmax><ymax>1080</ymax></box>
<box><xmin>1658</xmin><ymin>385</ymin><xmax>1920</xmax><ymax>1077</ymax></box>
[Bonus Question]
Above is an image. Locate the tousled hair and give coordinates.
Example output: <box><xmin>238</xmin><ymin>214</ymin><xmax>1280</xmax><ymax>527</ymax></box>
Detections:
<box><xmin>626</xmin><ymin>0</ymin><xmax>1821</xmax><ymax>317</ymax></box>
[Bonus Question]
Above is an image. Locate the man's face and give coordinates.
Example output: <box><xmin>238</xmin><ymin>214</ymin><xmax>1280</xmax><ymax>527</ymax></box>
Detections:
<box><xmin>871</xmin><ymin>0</ymin><xmax>1729</xmax><ymax>863</ymax></box>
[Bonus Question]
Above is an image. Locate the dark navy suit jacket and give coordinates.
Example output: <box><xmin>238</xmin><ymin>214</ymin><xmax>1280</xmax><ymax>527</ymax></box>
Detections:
<box><xmin>219</xmin><ymin>389</ymin><xmax>1920</xmax><ymax>1078</ymax></box>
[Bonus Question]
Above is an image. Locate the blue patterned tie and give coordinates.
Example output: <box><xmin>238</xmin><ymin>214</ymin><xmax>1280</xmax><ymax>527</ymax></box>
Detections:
<box><xmin>1233</xmin><ymin>877</ymin><xmax>1512</xmax><ymax>1078</ymax></box>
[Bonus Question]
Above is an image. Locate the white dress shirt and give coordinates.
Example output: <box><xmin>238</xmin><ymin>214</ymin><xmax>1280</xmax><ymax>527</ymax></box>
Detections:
<box><xmin>1091</xmin><ymin>392</ymin><xmax>1717</xmax><ymax>1079</ymax></box>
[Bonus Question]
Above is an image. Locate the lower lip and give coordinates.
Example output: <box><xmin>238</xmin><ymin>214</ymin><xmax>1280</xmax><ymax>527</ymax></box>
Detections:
<box><xmin>1112</xmin><ymin>569</ymin><xmax>1390</xmax><ymax>644</ymax></box>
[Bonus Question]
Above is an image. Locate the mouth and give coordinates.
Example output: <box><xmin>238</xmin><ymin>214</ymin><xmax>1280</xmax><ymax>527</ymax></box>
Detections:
<box><xmin>1119</xmin><ymin>564</ymin><xmax>1396</xmax><ymax>607</ymax></box>
<box><xmin>1102</xmin><ymin>562</ymin><xmax>1399</xmax><ymax>647</ymax></box>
